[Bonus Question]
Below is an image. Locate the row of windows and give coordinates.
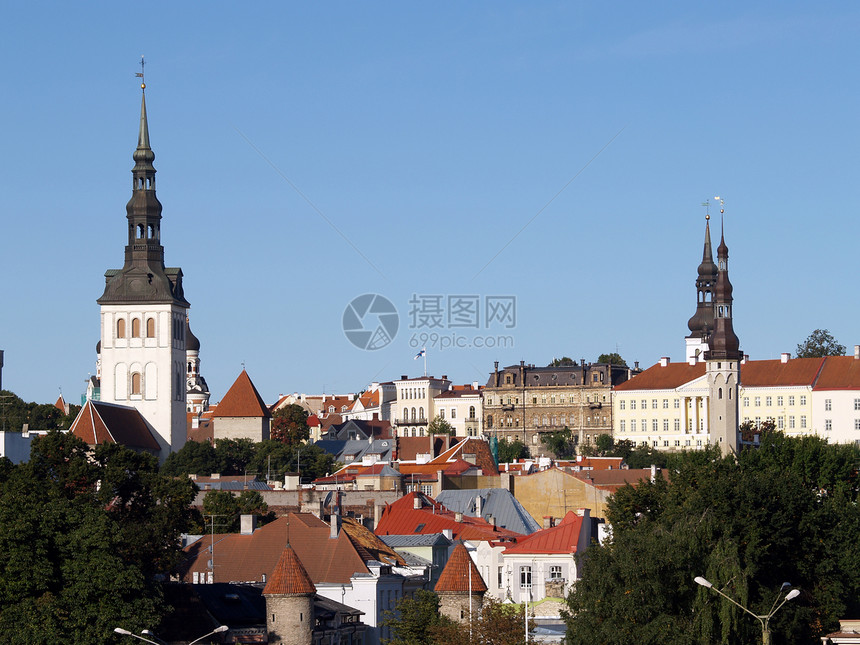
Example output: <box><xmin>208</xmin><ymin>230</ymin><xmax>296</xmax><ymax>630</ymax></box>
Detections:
<box><xmin>400</xmin><ymin>388</ymin><xmax>426</xmax><ymax>400</ymax></box>
<box><xmin>620</xmin><ymin>399</ymin><xmax>684</xmax><ymax>411</ymax></box>
<box><xmin>619</xmin><ymin>419</ymin><xmax>704</xmax><ymax>432</ymax></box>
<box><xmin>743</xmin><ymin>416</ymin><xmax>808</xmax><ymax>429</ymax></box>
<box><xmin>743</xmin><ymin>395</ymin><xmax>807</xmax><ymax>407</ymax></box>
<box><xmin>116</xmin><ymin>317</ymin><xmax>157</xmax><ymax>339</ymax></box>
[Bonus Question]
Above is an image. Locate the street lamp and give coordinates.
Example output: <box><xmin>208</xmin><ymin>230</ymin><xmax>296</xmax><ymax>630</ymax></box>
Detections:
<box><xmin>694</xmin><ymin>576</ymin><xmax>800</xmax><ymax>645</ymax></box>
<box><xmin>115</xmin><ymin>625</ymin><xmax>228</xmax><ymax>645</ymax></box>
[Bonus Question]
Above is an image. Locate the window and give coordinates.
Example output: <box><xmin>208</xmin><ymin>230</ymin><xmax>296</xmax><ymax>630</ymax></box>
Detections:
<box><xmin>550</xmin><ymin>395</ymin><xmax>556</xmax><ymax>404</ymax></box>
<box><xmin>469</xmin><ymin>406</ymin><xmax>476</xmax><ymax>419</ymax></box>
<box><xmin>439</xmin><ymin>409</ymin><xmax>445</xmax><ymax>419</ymax></box>
<box><xmin>542</xmin><ymin>415</ymin><xmax>549</xmax><ymax>426</ymax></box>
<box><xmin>130</xmin><ymin>372</ymin><xmax>142</xmax><ymax>395</ymax></box>
<box><xmin>520</xmin><ymin>566</ymin><xmax>532</xmax><ymax>589</ymax></box>
<box><xmin>131</xmin><ymin>318</ymin><xmax>141</xmax><ymax>338</ymax></box>
<box><xmin>653</xmin><ymin>441</ymin><xmax>659</xmax><ymax>447</ymax></box>
<box><xmin>825</xmin><ymin>399</ymin><xmax>832</xmax><ymax>411</ymax></box>
<box><xmin>800</xmin><ymin>396</ymin><xmax>807</xmax><ymax>406</ymax></box>
<box><xmin>663</xmin><ymin>440</ymin><xmax>669</xmax><ymax>447</ymax></box>
<box><xmin>743</xmin><ymin>397</ymin><xmax>749</xmax><ymax>407</ymax></box>
<box><xmin>800</xmin><ymin>416</ymin><xmax>807</xmax><ymax>429</ymax></box>
<box><xmin>541</xmin><ymin>395</ymin><xmax>547</xmax><ymax>404</ymax></box>
<box><xmin>630</xmin><ymin>420</ymin><xmax>636</xmax><ymax>432</ymax></box>
<box><xmin>777</xmin><ymin>417</ymin><xmax>784</xmax><ymax>429</ymax></box>
<box><xmin>854</xmin><ymin>419</ymin><xmax>860</xmax><ymax>431</ymax></box>
<box><xmin>777</xmin><ymin>396</ymin><xmax>783</xmax><ymax>407</ymax></box>
<box><xmin>451</xmin><ymin>409</ymin><xmax>456</xmax><ymax>419</ymax></box>
<box><xmin>674</xmin><ymin>399</ymin><xmax>680</xmax><ymax>409</ymax></box>
<box><xmin>116</xmin><ymin>318</ymin><xmax>126</xmax><ymax>338</ymax></box>
<box><xmin>663</xmin><ymin>399</ymin><xmax>669</xmax><ymax>409</ymax></box>
<box><xmin>505</xmin><ymin>375</ymin><xmax>512</xmax><ymax>384</ymax></box>
<box><xmin>630</xmin><ymin>400</ymin><xmax>636</xmax><ymax>410</ymax></box>
<box><xmin>498</xmin><ymin>566</ymin><xmax>504</xmax><ymax>588</ymax></box>
<box><xmin>620</xmin><ymin>420</ymin><xmax>626</xmax><ymax>432</ymax></box>
<box><xmin>766</xmin><ymin>396</ymin><xmax>772</xmax><ymax>407</ymax></box>
<box><xmin>652</xmin><ymin>419</ymin><xmax>658</xmax><ymax>432</ymax></box>
<box><xmin>755</xmin><ymin>397</ymin><xmax>761</xmax><ymax>407</ymax></box>
<box><xmin>549</xmin><ymin>566</ymin><xmax>562</xmax><ymax>580</ymax></box>
<box><xmin>641</xmin><ymin>400</ymin><xmax>647</xmax><ymax>410</ymax></box>
<box><xmin>674</xmin><ymin>419</ymin><xmax>680</xmax><ymax>432</ymax></box>
<box><xmin>652</xmin><ymin>400</ymin><xmax>658</xmax><ymax>409</ymax></box>
<box><xmin>674</xmin><ymin>440</ymin><xmax>680</xmax><ymax>446</ymax></box>
<box><xmin>825</xmin><ymin>419</ymin><xmax>833</xmax><ymax>431</ymax></box>
<box><xmin>560</xmin><ymin>415</ymin><xmax>566</xmax><ymax>426</ymax></box>
<box><xmin>560</xmin><ymin>396</ymin><xmax>566</xmax><ymax>404</ymax></box>
<box><xmin>855</xmin><ymin>399</ymin><xmax>860</xmax><ymax>411</ymax></box>
<box><xmin>487</xmin><ymin>397</ymin><xmax>493</xmax><ymax>406</ymax></box>
<box><xmin>789</xmin><ymin>396</ymin><xmax>795</xmax><ymax>406</ymax></box>
<box><xmin>663</xmin><ymin>419</ymin><xmax>669</xmax><ymax>432</ymax></box>
<box><xmin>620</xmin><ymin>400</ymin><xmax>626</xmax><ymax>410</ymax></box>
<box><xmin>789</xmin><ymin>416</ymin><xmax>795</xmax><ymax>429</ymax></box>
<box><xmin>146</xmin><ymin>317</ymin><xmax>155</xmax><ymax>338</ymax></box>
<box><xmin>420</xmin><ymin>484</ymin><xmax>433</xmax><ymax>495</ymax></box>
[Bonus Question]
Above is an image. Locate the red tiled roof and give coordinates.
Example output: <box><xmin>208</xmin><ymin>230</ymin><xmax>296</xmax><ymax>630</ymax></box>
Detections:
<box><xmin>613</xmin><ymin>362</ymin><xmax>705</xmax><ymax>391</ymax></box>
<box><xmin>431</xmin><ymin>438</ymin><xmax>499</xmax><ymax>476</ymax></box>
<box><xmin>69</xmin><ymin>401</ymin><xmax>161</xmax><ymax>451</ymax></box>
<box><xmin>435</xmin><ymin>386</ymin><xmax>481</xmax><ymax>399</ymax></box>
<box><xmin>555</xmin><ymin>457</ymin><xmax>625</xmax><ymax>471</ymax></box>
<box><xmin>179</xmin><ymin>514</ymin><xmax>377</xmax><ymax>584</ymax></box>
<box><xmin>54</xmin><ymin>395</ymin><xmax>66</xmax><ymax>413</ymax></box>
<box><xmin>307</xmin><ymin>415</ymin><xmax>321</xmax><ymax>427</ymax></box>
<box><xmin>812</xmin><ymin>356</ymin><xmax>860</xmax><ymax>390</ymax></box>
<box><xmin>741</xmin><ymin>357</ymin><xmax>825</xmax><ymax>387</ymax></box>
<box><xmin>396</xmin><ymin>436</ymin><xmax>455</xmax><ymax>461</ymax></box>
<box><xmin>186</xmin><ymin>413</ymin><xmax>214</xmax><ymax>443</ymax></box>
<box><xmin>571</xmin><ymin>467</ymin><xmax>665</xmax><ymax>491</ymax></box>
<box><xmin>435</xmin><ymin>543</ymin><xmax>487</xmax><ymax>593</ymax></box>
<box><xmin>504</xmin><ymin>511</ymin><xmax>583</xmax><ymax>555</ymax></box>
<box><xmin>374</xmin><ymin>492</ymin><xmax>522</xmax><ymax>542</ymax></box>
<box><xmin>263</xmin><ymin>544</ymin><xmax>316</xmax><ymax>595</ymax></box>
<box><xmin>213</xmin><ymin>370</ymin><xmax>271</xmax><ymax>418</ymax></box>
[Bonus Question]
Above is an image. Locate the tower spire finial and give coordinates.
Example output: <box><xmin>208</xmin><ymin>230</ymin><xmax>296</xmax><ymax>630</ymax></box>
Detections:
<box><xmin>135</xmin><ymin>57</ymin><xmax>151</xmax><ymax>152</ymax></box>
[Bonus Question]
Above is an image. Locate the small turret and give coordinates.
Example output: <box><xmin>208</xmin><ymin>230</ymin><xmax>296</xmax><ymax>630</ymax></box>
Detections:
<box><xmin>435</xmin><ymin>543</ymin><xmax>487</xmax><ymax>623</ymax></box>
<box><xmin>263</xmin><ymin>544</ymin><xmax>316</xmax><ymax>645</ymax></box>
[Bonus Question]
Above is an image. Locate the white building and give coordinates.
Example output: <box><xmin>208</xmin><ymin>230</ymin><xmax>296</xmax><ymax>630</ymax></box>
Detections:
<box><xmin>392</xmin><ymin>375</ymin><xmax>451</xmax><ymax>437</ymax></box>
<box><xmin>434</xmin><ymin>383</ymin><xmax>483</xmax><ymax>437</ymax></box>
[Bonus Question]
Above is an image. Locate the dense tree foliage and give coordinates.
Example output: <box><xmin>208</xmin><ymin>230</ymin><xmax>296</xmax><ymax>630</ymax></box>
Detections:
<box><xmin>383</xmin><ymin>591</ymin><xmax>535</xmax><ymax>645</ymax></box>
<box><xmin>427</xmin><ymin>415</ymin><xmax>455</xmax><ymax>435</ymax></box>
<box><xmin>270</xmin><ymin>403</ymin><xmax>310</xmax><ymax>445</ymax></box>
<box><xmin>162</xmin><ymin>438</ymin><xmax>255</xmax><ymax>477</ymax></box>
<box><xmin>497</xmin><ymin>438</ymin><xmax>529</xmax><ymax>463</ymax></box>
<box><xmin>597</xmin><ymin>352</ymin><xmax>627</xmax><ymax>366</ymax></box>
<box><xmin>796</xmin><ymin>329</ymin><xmax>846</xmax><ymax>358</ymax></box>
<box><xmin>548</xmin><ymin>356</ymin><xmax>576</xmax><ymax>367</ymax></box>
<box><xmin>201</xmin><ymin>489</ymin><xmax>272</xmax><ymax>532</ymax></box>
<box><xmin>0</xmin><ymin>431</ymin><xmax>196</xmax><ymax>644</ymax></box>
<box><xmin>564</xmin><ymin>436</ymin><xmax>860</xmax><ymax>644</ymax></box>
<box><xmin>542</xmin><ymin>427</ymin><xmax>575</xmax><ymax>458</ymax></box>
<box><xmin>0</xmin><ymin>390</ymin><xmax>79</xmax><ymax>432</ymax></box>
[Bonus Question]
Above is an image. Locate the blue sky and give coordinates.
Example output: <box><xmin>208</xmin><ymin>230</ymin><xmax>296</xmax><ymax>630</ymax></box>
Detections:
<box><xmin>1</xmin><ymin>2</ymin><xmax>858</xmax><ymax>405</ymax></box>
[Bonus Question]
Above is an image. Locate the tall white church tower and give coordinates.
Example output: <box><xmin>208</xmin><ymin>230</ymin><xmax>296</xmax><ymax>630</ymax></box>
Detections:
<box><xmin>95</xmin><ymin>76</ymin><xmax>188</xmax><ymax>456</ymax></box>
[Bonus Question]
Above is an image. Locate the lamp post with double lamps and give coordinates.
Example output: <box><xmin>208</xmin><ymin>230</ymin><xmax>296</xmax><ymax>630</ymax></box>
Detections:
<box><xmin>694</xmin><ymin>577</ymin><xmax>800</xmax><ymax>645</ymax></box>
<box><xmin>115</xmin><ymin>625</ymin><xmax>228</xmax><ymax>645</ymax></box>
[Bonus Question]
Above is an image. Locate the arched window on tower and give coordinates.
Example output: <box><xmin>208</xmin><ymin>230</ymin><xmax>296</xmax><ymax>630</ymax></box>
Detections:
<box><xmin>131</xmin><ymin>318</ymin><xmax>141</xmax><ymax>338</ymax></box>
<box><xmin>146</xmin><ymin>318</ymin><xmax>155</xmax><ymax>338</ymax></box>
<box><xmin>147</xmin><ymin>224</ymin><xmax>155</xmax><ymax>239</ymax></box>
<box><xmin>131</xmin><ymin>372</ymin><xmax>142</xmax><ymax>395</ymax></box>
<box><xmin>718</xmin><ymin>387</ymin><xmax>723</xmax><ymax>400</ymax></box>
<box><xmin>137</xmin><ymin>224</ymin><xmax>145</xmax><ymax>238</ymax></box>
<box><xmin>116</xmin><ymin>318</ymin><xmax>126</xmax><ymax>339</ymax></box>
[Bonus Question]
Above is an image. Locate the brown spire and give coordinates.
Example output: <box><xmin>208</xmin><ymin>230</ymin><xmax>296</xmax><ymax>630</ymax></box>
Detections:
<box><xmin>707</xmin><ymin>216</ymin><xmax>741</xmax><ymax>359</ymax></box>
<box><xmin>263</xmin><ymin>544</ymin><xmax>316</xmax><ymax>595</ymax></box>
<box><xmin>435</xmin><ymin>543</ymin><xmax>487</xmax><ymax>593</ymax></box>
<box><xmin>687</xmin><ymin>214</ymin><xmax>718</xmax><ymax>337</ymax></box>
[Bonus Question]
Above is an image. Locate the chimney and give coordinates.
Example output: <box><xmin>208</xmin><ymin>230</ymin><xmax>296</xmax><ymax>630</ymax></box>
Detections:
<box><xmin>542</xmin><ymin>516</ymin><xmax>554</xmax><ymax>529</ymax></box>
<box><xmin>781</xmin><ymin>352</ymin><xmax>790</xmax><ymax>363</ymax></box>
<box><xmin>372</xmin><ymin>412</ymin><xmax>379</xmax><ymax>421</ymax></box>
<box><xmin>494</xmin><ymin>361</ymin><xmax>500</xmax><ymax>387</ymax></box>
<box><xmin>634</xmin><ymin>361</ymin><xmax>640</xmax><ymax>370</ymax></box>
<box><xmin>374</xmin><ymin>504</ymin><xmax>384</xmax><ymax>529</ymax></box>
<box><xmin>455</xmin><ymin>512</ymin><xmax>463</xmax><ymax>523</ymax></box>
<box><xmin>742</xmin><ymin>354</ymin><xmax>749</xmax><ymax>364</ymax></box>
<box><xmin>688</xmin><ymin>354</ymin><xmax>697</xmax><ymax>366</ymax></box>
<box><xmin>576</xmin><ymin>508</ymin><xmax>590</xmax><ymax>520</ymax></box>
<box><xmin>192</xmin><ymin>415</ymin><xmax>200</xmax><ymax>429</ymax></box>
<box><xmin>472</xmin><ymin>381</ymin><xmax>479</xmax><ymax>390</ymax></box>
<box><xmin>487</xmin><ymin>514</ymin><xmax>496</xmax><ymax>528</ymax></box>
<box><xmin>854</xmin><ymin>345</ymin><xmax>860</xmax><ymax>360</ymax></box>
<box><xmin>240</xmin><ymin>514</ymin><xmax>257</xmax><ymax>535</ymax></box>
<box><xmin>650</xmin><ymin>464</ymin><xmax>657</xmax><ymax>483</ymax></box>
<box><xmin>475</xmin><ymin>495</ymin><xmax>483</xmax><ymax>517</ymax></box>
<box><xmin>401</xmin><ymin>375</ymin><xmax>408</xmax><ymax>380</ymax></box>
<box><xmin>660</xmin><ymin>357</ymin><xmax>670</xmax><ymax>367</ymax></box>
<box><xmin>442</xmin><ymin>375</ymin><xmax>448</xmax><ymax>381</ymax></box>
<box><xmin>442</xmin><ymin>528</ymin><xmax>453</xmax><ymax>540</ymax></box>
<box><xmin>330</xmin><ymin>492</ymin><xmax>342</xmax><ymax>539</ymax></box>
<box><xmin>413</xmin><ymin>495</ymin><xmax>422</xmax><ymax>510</ymax></box>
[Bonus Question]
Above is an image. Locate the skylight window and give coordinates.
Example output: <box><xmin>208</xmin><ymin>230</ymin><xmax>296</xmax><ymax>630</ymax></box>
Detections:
<box><xmin>414</xmin><ymin>524</ymin><xmax>425</xmax><ymax>533</ymax></box>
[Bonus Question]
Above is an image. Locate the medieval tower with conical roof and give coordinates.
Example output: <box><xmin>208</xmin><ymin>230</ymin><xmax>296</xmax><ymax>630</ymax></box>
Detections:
<box><xmin>703</xmin><ymin>206</ymin><xmax>742</xmax><ymax>456</ymax></box>
<box><xmin>686</xmin><ymin>214</ymin><xmax>718</xmax><ymax>363</ymax></box>
<box><xmin>94</xmin><ymin>76</ymin><xmax>189</xmax><ymax>457</ymax></box>
<box><xmin>434</xmin><ymin>542</ymin><xmax>487</xmax><ymax>624</ymax></box>
<box><xmin>263</xmin><ymin>543</ymin><xmax>316</xmax><ymax>645</ymax></box>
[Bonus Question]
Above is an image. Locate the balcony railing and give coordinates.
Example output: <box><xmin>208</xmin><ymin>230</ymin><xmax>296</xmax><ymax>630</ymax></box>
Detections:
<box><xmin>395</xmin><ymin>417</ymin><xmax>427</xmax><ymax>425</ymax></box>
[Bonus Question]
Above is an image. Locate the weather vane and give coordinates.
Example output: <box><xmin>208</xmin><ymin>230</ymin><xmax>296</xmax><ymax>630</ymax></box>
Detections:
<box><xmin>714</xmin><ymin>195</ymin><xmax>725</xmax><ymax>214</ymax></box>
<box><xmin>701</xmin><ymin>199</ymin><xmax>711</xmax><ymax>220</ymax></box>
<box><xmin>135</xmin><ymin>55</ymin><xmax>146</xmax><ymax>90</ymax></box>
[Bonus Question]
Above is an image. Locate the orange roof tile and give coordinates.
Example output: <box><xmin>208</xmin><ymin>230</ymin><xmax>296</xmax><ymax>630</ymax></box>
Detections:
<box><xmin>213</xmin><ymin>370</ymin><xmax>271</xmax><ymax>418</ymax></box>
<box><xmin>435</xmin><ymin>543</ymin><xmax>487</xmax><ymax>593</ymax></box>
<box><xmin>263</xmin><ymin>544</ymin><xmax>316</xmax><ymax>595</ymax></box>
<box><xmin>571</xmin><ymin>467</ymin><xmax>666</xmax><ymax>491</ymax></box>
<box><xmin>613</xmin><ymin>362</ymin><xmax>705</xmax><ymax>391</ymax></box>
<box><xmin>811</xmin><ymin>356</ymin><xmax>860</xmax><ymax>390</ymax></box>
<box><xmin>741</xmin><ymin>357</ymin><xmax>825</xmax><ymax>387</ymax></box>
<box><xmin>504</xmin><ymin>511</ymin><xmax>583</xmax><ymax>555</ymax></box>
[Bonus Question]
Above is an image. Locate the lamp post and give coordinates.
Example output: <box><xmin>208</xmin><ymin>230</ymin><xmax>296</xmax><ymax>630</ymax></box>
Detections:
<box><xmin>694</xmin><ymin>577</ymin><xmax>800</xmax><ymax>645</ymax></box>
<box><xmin>115</xmin><ymin>625</ymin><xmax>228</xmax><ymax>645</ymax></box>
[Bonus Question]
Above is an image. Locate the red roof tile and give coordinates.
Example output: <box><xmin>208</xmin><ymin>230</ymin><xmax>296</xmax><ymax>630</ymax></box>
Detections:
<box><xmin>812</xmin><ymin>356</ymin><xmax>860</xmax><ymax>390</ymax></box>
<box><xmin>571</xmin><ymin>467</ymin><xmax>665</xmax><ymax>491</ymax></box>
<box><xmin>504</xmin><ymin>511</ymin><xmax>583</xmax><ymax>555</ymax></box>
<box><xmin>741</xmin><ymin>357</ymin><xmax>825</xmax><ymax>387</ymax></box>
<box><xmin>435</xmin><ymin>543</ymin><xmax>487</xmax><ymax>593</ymax></box>
<box><xmin>69</xmin><ymin>401</ymin><xmax>161</xmax><ymax>451</ymax></box>
<box><xmin>263</xmin><ymin>544</ymin><xmax>316</xmax><ymax>595</ymax></box>
<box><xmin>614</xmin><ymin>362</ymin><xmax>705</xmax><ymax>391</ymax></box>
<box><xmin>213</xmin><ymin>370</ymin><xmax>271</xmax><ymax>418</ymax></box>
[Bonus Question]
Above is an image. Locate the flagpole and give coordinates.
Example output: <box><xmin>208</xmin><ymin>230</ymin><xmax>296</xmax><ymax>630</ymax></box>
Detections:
<box><xmin>423</xmin><ymin>347</ymin><xmax>427</xmax><ymax>377</ymax></box>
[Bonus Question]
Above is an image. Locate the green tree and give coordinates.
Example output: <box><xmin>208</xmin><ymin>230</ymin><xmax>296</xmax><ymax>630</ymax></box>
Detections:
<box><xmin>0</xmin><ymin>431</ymin><xmax>195</xmax><ymax>644</ymax></box>
<box><xmin>246</xmin><ymin>441</ymin><xmax>337</xmax><ymax>485</ymax></box>
<box><xmin>271</xmin><ymin>404</ymin><xmax>310</xmax><ymax>445</ymax></box>
<box><xmin>564</xmin><ymin>437</ymin><xmax>860</xmax><ymax>645</ymax></box>
<box><xmin>598</xmin><ymin>352</ymin><xmax>627</xmax><ymax>366</ymax></box>
<box><xmin>427</xmin><ymin>415</ymin><xmax>454</xmax><ymax>435</ymax></box>
<box><xmin>594</xmin><ymin>432</ymin><xmax>614</xmax><ymax>455</ymax></box>
<box><xmin>542</xmin><ymin>427</ymin><xmax>574</xmax><ymax>458</ymax></box>
<box><xmin>548</xmin><ymin>356</ymin><xmax>576</xmax><ymax>367</ymax></box>
<box><xmin>796</xmin><ymin>329</ymin><xmax>846</xmax><ymax>358</ymax></box>
<box><xmin>161</xmin><ymin>439</ymin><xmax>219</xmax><ymax>476</ymax></box>
<box><xmin>383</xmin><ymin>589</ymin><xmax>448</xmax><ymax>645</ymax></box>
<box><xmin>497</xmin><ymin>438</ymin><xmax>529</xmax><ymax>463</ymax></box>
<box><xmin>213</xmin><ymin>438</ymin><xmax>256</xmax><ymax>475</ymax></box>
<box><xmin>201</xmin><ymin>489</ymin><xmax>270</xmax><ymax>533</ymax></box>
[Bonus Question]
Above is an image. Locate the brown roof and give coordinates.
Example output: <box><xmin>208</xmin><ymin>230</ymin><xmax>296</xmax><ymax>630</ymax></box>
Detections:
<box><xmin>263</xmin><ymin>544</ymin><xmax>316</xmax><ymax>595</ymax></box>
<box><xmin>69</xmin><ymin>401</ymin><xmax>161</xmax><ymax>452</ymax></box>
<box><xmin>396</xmin><ymin>436</ymin><xmax>455</xmax><ymax>461</ymax></box>
<box><xmin>613</xmin><ymin>362</ymin><xmax>705</xmax><ymax>391</ymax></box>
<box><xmin>179</xmin><ymin>513</ymin><xmax>383</xmax><ymax>584</ymax></box>
<box><xmin>213</xmin><ymin>370</ymin><xmax>271</xmax><ymax>418</ymax></box>
<box><xmin>741</xmin><ymin>357</ymin><xmax>825</xmax><ymax>387</ymax></box>
<box><xmin>812</xmin><ymin>356</ymin><xmax>860</xmax><ymax>390</ymax></box>
<box><xmin>571</xmin><ymin>467</ymin><xmax>666</xmax><ymax>491</ymax></box>
<box><xmin>435</xmin><ymin>543</ymin><xmax>487</xmax><ymax>593</ymax></box>
<box><xmin>340</xmin><ymin>518</ymin><xmax>406</xmax><ymax>566</ymax></box>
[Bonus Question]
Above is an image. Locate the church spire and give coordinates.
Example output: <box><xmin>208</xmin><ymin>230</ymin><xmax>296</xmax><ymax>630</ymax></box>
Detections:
<box><xmin>687</xmin><ymin>213</ymin><xmax>718</xmax><ymax>339</ymax></box>
<box><xmin>706</xmin><ymin>213</ymin><xmax>741</xmax><ymax>360</ymax></box>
